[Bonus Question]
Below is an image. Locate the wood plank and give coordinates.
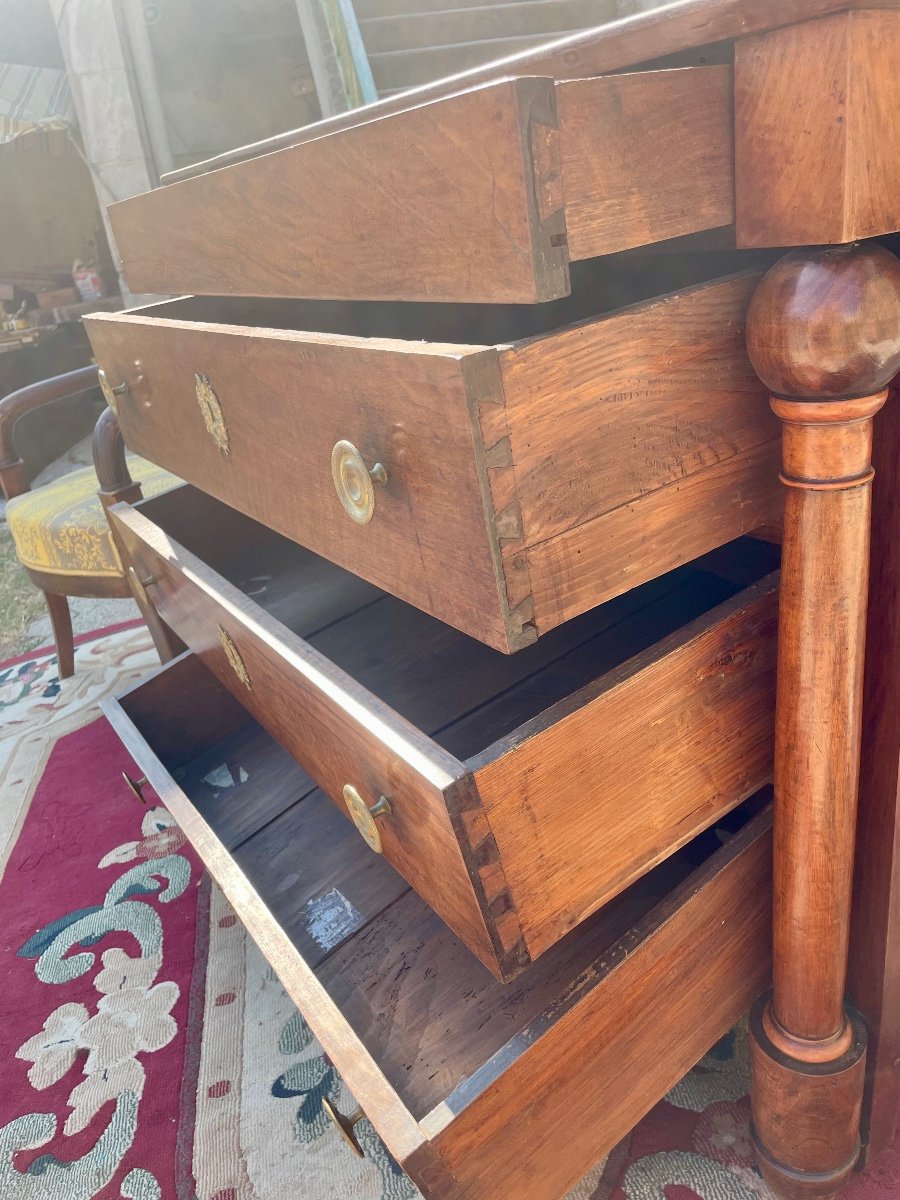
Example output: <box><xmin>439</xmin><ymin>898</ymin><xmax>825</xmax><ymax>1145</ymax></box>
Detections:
<box><xmin>138</xmin><ymin>487</ymin><xmax>383</xmax><ymax>637</ymax></box>
<box><xmin>440</xmin><ymin>566</ymin><xmax>744</xmax><ymax>759</ymax></box>
<box><xmin>557</xmin><ymin>67</ymin><xmax>734</xmax><ymax>259</ymax></box>
<box><xmin>318</xmin><ymin>852</ymin><xmax>692</xmax><ymax>1117</ymax></box>
<box><xmin>497</xmin><ymin>272</ymin><xmax>776</xmax><ymax>548</ymax></box>
<box><xmin>526</xmin><ymin>438</ymin><xmax>783</xmax><ymax>633</ymax></box>
<box><xmin>423</xmin><ymin>813</ymin><xmax>773</xmax><ymax>1200</ymax></box>
<box><xmin>178</xmin><ymin>723</ymin><xmax>318</xmax><ymax>851</ymax></box>
<box><xmin>474</xmin><ymin>577</ymin><xmax>778</xmax><ymax>956</ymax></box>
<box><xmin>107</xmin><ymin>502</ymin><xmax>506</xmax><ymax>975</ymax></box>
<box><xmin>735</xmin><ymin>10</ymin><xmax>900</xmax><ymax>247</ymax></box>
<box><xmin>84</xmin><ymin>318</ymin><xmax>511</xmax><ymax>649</ymax></box>
<box><xmin>231</xmin><ymin>788</ymin><xmax>409</xmax><ymax>965</ymax></box>
<box><xmin>107</xmin><ymin>77</ymin><xmax>569</xmax><ymax>304</ymax></box>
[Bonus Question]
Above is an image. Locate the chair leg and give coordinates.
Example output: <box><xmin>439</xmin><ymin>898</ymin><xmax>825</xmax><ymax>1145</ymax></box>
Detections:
<box><xmin>44</xmin><ymin>592</ymin><xmax>74</xmax><ymax>679</ymax></box>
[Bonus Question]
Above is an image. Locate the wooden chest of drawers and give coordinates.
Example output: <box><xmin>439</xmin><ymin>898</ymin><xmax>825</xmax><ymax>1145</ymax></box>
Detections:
<box><xmin>92</xmin><ymin>3</ymin><xmax>900</xmax><ymax>1197</ymax></box>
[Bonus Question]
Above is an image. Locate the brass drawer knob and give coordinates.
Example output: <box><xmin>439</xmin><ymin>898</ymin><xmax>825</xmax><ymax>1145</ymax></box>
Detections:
<box><xmin>123</xmin><ymin>772</ymin><xmax>148</xmax><ymax>804</ymax></box>
<box><xmin>331</xmin><ymin>440</ymin><xmax>388</xmax><ymax>525</ymax></box>
<box><xmin>127</xmin><ymin>566</ymin><xmax>156</xmax><ymax>599</ymax></box>
<box><xmin>98</xmin><ymin>368</ymin><xmax>129</xmax><ymax>413</ymax></box>
<box><xmin>342</xmin><ymin>784</ymin><xmax>391</xmax><ymax>854</ymax></box>
<box><xmin>322</xmin><ymin>1098</ymin><xmax>365</xmax><ymax>1158</ymax></box>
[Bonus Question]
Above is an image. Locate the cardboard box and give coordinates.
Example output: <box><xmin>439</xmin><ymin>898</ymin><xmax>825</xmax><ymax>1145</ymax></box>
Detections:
<box><xmin>37</xmin><ymin>287</ymin><xmax>80</xmax><ymax>311</ymax></box>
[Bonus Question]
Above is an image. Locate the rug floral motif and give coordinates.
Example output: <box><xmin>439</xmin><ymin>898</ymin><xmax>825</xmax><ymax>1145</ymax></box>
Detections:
<box><xmin>1</xmin><ymin>629</ymin><xmax>898</xmax><ymax>1200</ymax></box>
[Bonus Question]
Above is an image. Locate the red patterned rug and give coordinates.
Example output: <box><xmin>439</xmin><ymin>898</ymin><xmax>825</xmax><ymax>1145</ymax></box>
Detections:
<box><xmin>1</xmin><ymin>628</ymin><xmax>899</xmax><ymax>1199</ymax></box>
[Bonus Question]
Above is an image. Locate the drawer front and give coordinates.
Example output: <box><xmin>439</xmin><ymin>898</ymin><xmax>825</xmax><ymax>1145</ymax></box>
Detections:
<box><xmin>107</xmin><ymin>69</ymin><xmax>733</xmax><ymax>304</ymax></box>
<box><xmin>109</xmin><ymin>503</ymin><xmax>503</xmax><ymax>974</ymax></box>
<box><xmin>86</xmin><ymin>311</ymin><xmax>517</xmax><ymax>650</ymax></box>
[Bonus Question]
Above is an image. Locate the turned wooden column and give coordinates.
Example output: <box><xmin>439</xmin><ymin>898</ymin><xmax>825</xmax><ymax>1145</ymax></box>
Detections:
<box><xmin>745</xmin><ymin>243</ymin><xmax>900</xmax><ymax>1200</ymax></box>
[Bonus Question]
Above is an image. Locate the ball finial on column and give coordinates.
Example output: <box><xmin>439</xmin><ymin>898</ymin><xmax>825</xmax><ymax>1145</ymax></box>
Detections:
<box><xmin>746</xmin><ymin>242</ymin><xmax>900</xmax><ymax>401</ymax></box>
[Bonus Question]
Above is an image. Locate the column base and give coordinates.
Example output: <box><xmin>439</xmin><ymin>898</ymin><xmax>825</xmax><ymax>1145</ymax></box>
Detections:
<box><xmin>749</xmin><ymin>993</ymin><xmax>867</xmax><ymax>1200</ymax></box>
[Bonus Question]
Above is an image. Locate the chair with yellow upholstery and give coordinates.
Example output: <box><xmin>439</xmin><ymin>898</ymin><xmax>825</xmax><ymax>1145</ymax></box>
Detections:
<box><xmin>0</xmin><ymin>366</ymin><xmax>180</xmax><ymax>678</ymax></box>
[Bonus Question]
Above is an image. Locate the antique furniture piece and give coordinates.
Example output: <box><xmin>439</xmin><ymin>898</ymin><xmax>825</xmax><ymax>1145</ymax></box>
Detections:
<box><xmin>0</xmin><ymin>366</ymin><xmax>177</xmax><ymax>676</ymax></box>
<box><xmin>88</xmin><ymin>2</ymin><xmax>900</xmax><ymax>1197</ymax></box>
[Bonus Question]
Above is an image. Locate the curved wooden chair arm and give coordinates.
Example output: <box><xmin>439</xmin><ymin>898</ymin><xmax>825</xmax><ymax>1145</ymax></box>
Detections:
<box><xmin>93</xmin><ymin>406</ymin><xmax>143</xmax><ymax>508</ymax></box>
<box><xmin>0</xmin><ymin>365</ymin><xmax>101</xmax><ymax>500</ymax></box>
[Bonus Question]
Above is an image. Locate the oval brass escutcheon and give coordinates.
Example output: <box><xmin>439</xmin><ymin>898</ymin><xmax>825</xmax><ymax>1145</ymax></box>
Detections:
<box><xmin>321</xmin><ymin>1098</ymin><xmax>365</xmax><ymax>1158</ymax></box>
<box><xmin>342</xmin><ymin>784</ymin><xmax>391</xmax><ymax>853</ymax></box>
<box><xmin>331</xmin><ymin>440</ymin><xmax>388</xmax><ymax>525</ymax></box>
<box><xmin>98</xmin><ymin>368</ymin><xmax>129</xmax><ymax>413</ymax></box>
<box><xmin>217</xmin><ymin>625</ymin><xmax>251</xmax><ymax>689</ymax></box>
<box><xmin>123</xmin><ymin>772</ymin><xmax>147</xmax><ymax>804</ymax></box>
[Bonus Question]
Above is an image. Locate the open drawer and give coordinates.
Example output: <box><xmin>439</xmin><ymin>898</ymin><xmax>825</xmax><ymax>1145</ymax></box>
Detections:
<box><xmin>109</xmin><ymin>486</ymin><xmax>779</xmax><ymax>979</ymax></box>
<box><xmin>103</xmin><ymin>652</ymin><xmax>773</xmax><ymax>1200</ymax></box>
<box><xmin>105</xmin><ymin>69</ymin><xmax>734</xmax><ymax>304</ymax></box>
<box><xmin>85</xmin><ymin>259</ymin><xmax>780</xmax><ymax>652</ymax></box>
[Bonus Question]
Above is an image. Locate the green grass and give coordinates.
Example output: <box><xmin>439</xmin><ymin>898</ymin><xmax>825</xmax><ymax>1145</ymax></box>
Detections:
<box><xmin>0</xmin><ymin>526</ymin><xmax>45</xmax><ymax>660</ymax></box>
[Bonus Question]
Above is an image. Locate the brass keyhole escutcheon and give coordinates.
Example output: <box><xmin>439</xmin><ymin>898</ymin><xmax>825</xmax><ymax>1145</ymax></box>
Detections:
<box><xmin>195</xmin><ymin>373</ymin><xmax>230</xmax><ymax>454</ymax></box>
<box><xmin>331</xmin><ymin>440</ymin><xmax>388</xmax><ymax>525</ymax></box>
<box><xmin>342</xmin><ymin>784</ymin><xmax>391</xmax><ymax>854</ymax></box>
<box><xmin>217</xmin><ymin>626</ymin><xmax>251</xmax><ymax>690</ymax></box>
<box><xmin>98</xmin><ymin>368</ymin><xmax>129</xmax><ymax>413</ymax></box>
<box><xmin>123</xmin><ymin>772</ymin><xmax>148</xmax><ymax>804</ymax></box>
<box><xmin>322</xmin><ymin>1098</ymin><xmax>365</xmax><ymax>1158</ymax></box>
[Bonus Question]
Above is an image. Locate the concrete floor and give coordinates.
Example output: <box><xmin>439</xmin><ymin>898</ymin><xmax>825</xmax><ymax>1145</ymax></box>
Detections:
<box><xmin>0</xmin><ymin>433</ymin><xmax>140</xmax><ymax>657</ymax></box>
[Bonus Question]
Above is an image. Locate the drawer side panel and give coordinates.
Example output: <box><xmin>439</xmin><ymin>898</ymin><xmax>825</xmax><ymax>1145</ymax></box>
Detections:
<box><xmin>473</xmin><ymin>578</ymin><xmax>778</xmax><ymax>956</ymax></box>
<box><xmin>499</xmin><ymin>273</ymin><xmax>777</xmax><ymax>548</ymax></box>
<box><xmin>425</xmin><ymin>819</ymin><xmax>773</xmax><ymax>1200</ymax></box>
<box><xmin>526</xmin><ymin>438</ymin><xmax>783</xmax><ymax>633</ymax></box>
<box><xmin>558</xmin><ymin>66</ymin><xmax>735</xmax><ymax>259</ymax></box>
<box><xmin>107</xmin><ymin>78</ymin><xmax>569</xmax><ymax>304</ymax></box>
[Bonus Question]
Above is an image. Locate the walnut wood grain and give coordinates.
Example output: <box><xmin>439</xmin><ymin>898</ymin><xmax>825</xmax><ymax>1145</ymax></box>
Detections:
<box><xmin>745</xmin><ymin>244</ymin><xmax>900</xmax><ymax>1199</ymax></box>
<box><xmin>472</xmin><ymin>576</ymin><xmax>778</xmax><ymax>957</ymax></box>
<box><xmin>556</xmin><ymin>66</ymin><xmax>734</xmax><ymax>259</ymax></box>
<box><xmin>108</xmin><ymin>78</ymin><xmax>568</xmax><ymax>305</ymax></box>
<box><xmin>84</xmin><ymin>310</ymin><xmax>514</xmax><ymax>650</ymax></box>
<box><xmin>103</xmin><ymin>653</ymin><xmax>774</xmax><ymax>1200</ymax></box>
<box><xmin>101</xmin><ymin>662</ymin><xmax>431</xmax><ymax>1168</ymax></box>
<box><xmin>735</xmin><ymin>11</ymin><xmax>900</xmax><ymax>248</ymax></box>
<box><xmin>417</xmin><ymin>814</ymin><xmax>773</xmax><ymax>1200</ymax></box>
<box><xmin>496</xmin><ymin>271</ymin><xmax>777</xmax><ymax>550</ymax></box>
<box><xmin>526</xmin><ymin>438</ymin><xmax>783</xmax><ymax>631</ymax></box>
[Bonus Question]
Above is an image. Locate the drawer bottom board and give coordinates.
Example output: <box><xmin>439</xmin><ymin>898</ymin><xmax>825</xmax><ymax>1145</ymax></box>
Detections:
<box><xmin>104</xmin><ymin>653</ymin><xmax>773</xmax><ymax>1200</ymax></box>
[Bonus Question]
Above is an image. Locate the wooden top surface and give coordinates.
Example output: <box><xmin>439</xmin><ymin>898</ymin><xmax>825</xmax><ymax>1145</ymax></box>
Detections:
<box><xmin>163</xmin><ymin>0</ymin><xmax>883</xmax><ymax>184</ymax></box>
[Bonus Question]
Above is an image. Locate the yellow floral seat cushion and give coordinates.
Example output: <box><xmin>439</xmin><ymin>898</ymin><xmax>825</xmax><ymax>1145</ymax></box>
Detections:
<box><xmin>6</xmin><ymin>456</ymin><xmax>178</xmax><ymax>578</ymax></box>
